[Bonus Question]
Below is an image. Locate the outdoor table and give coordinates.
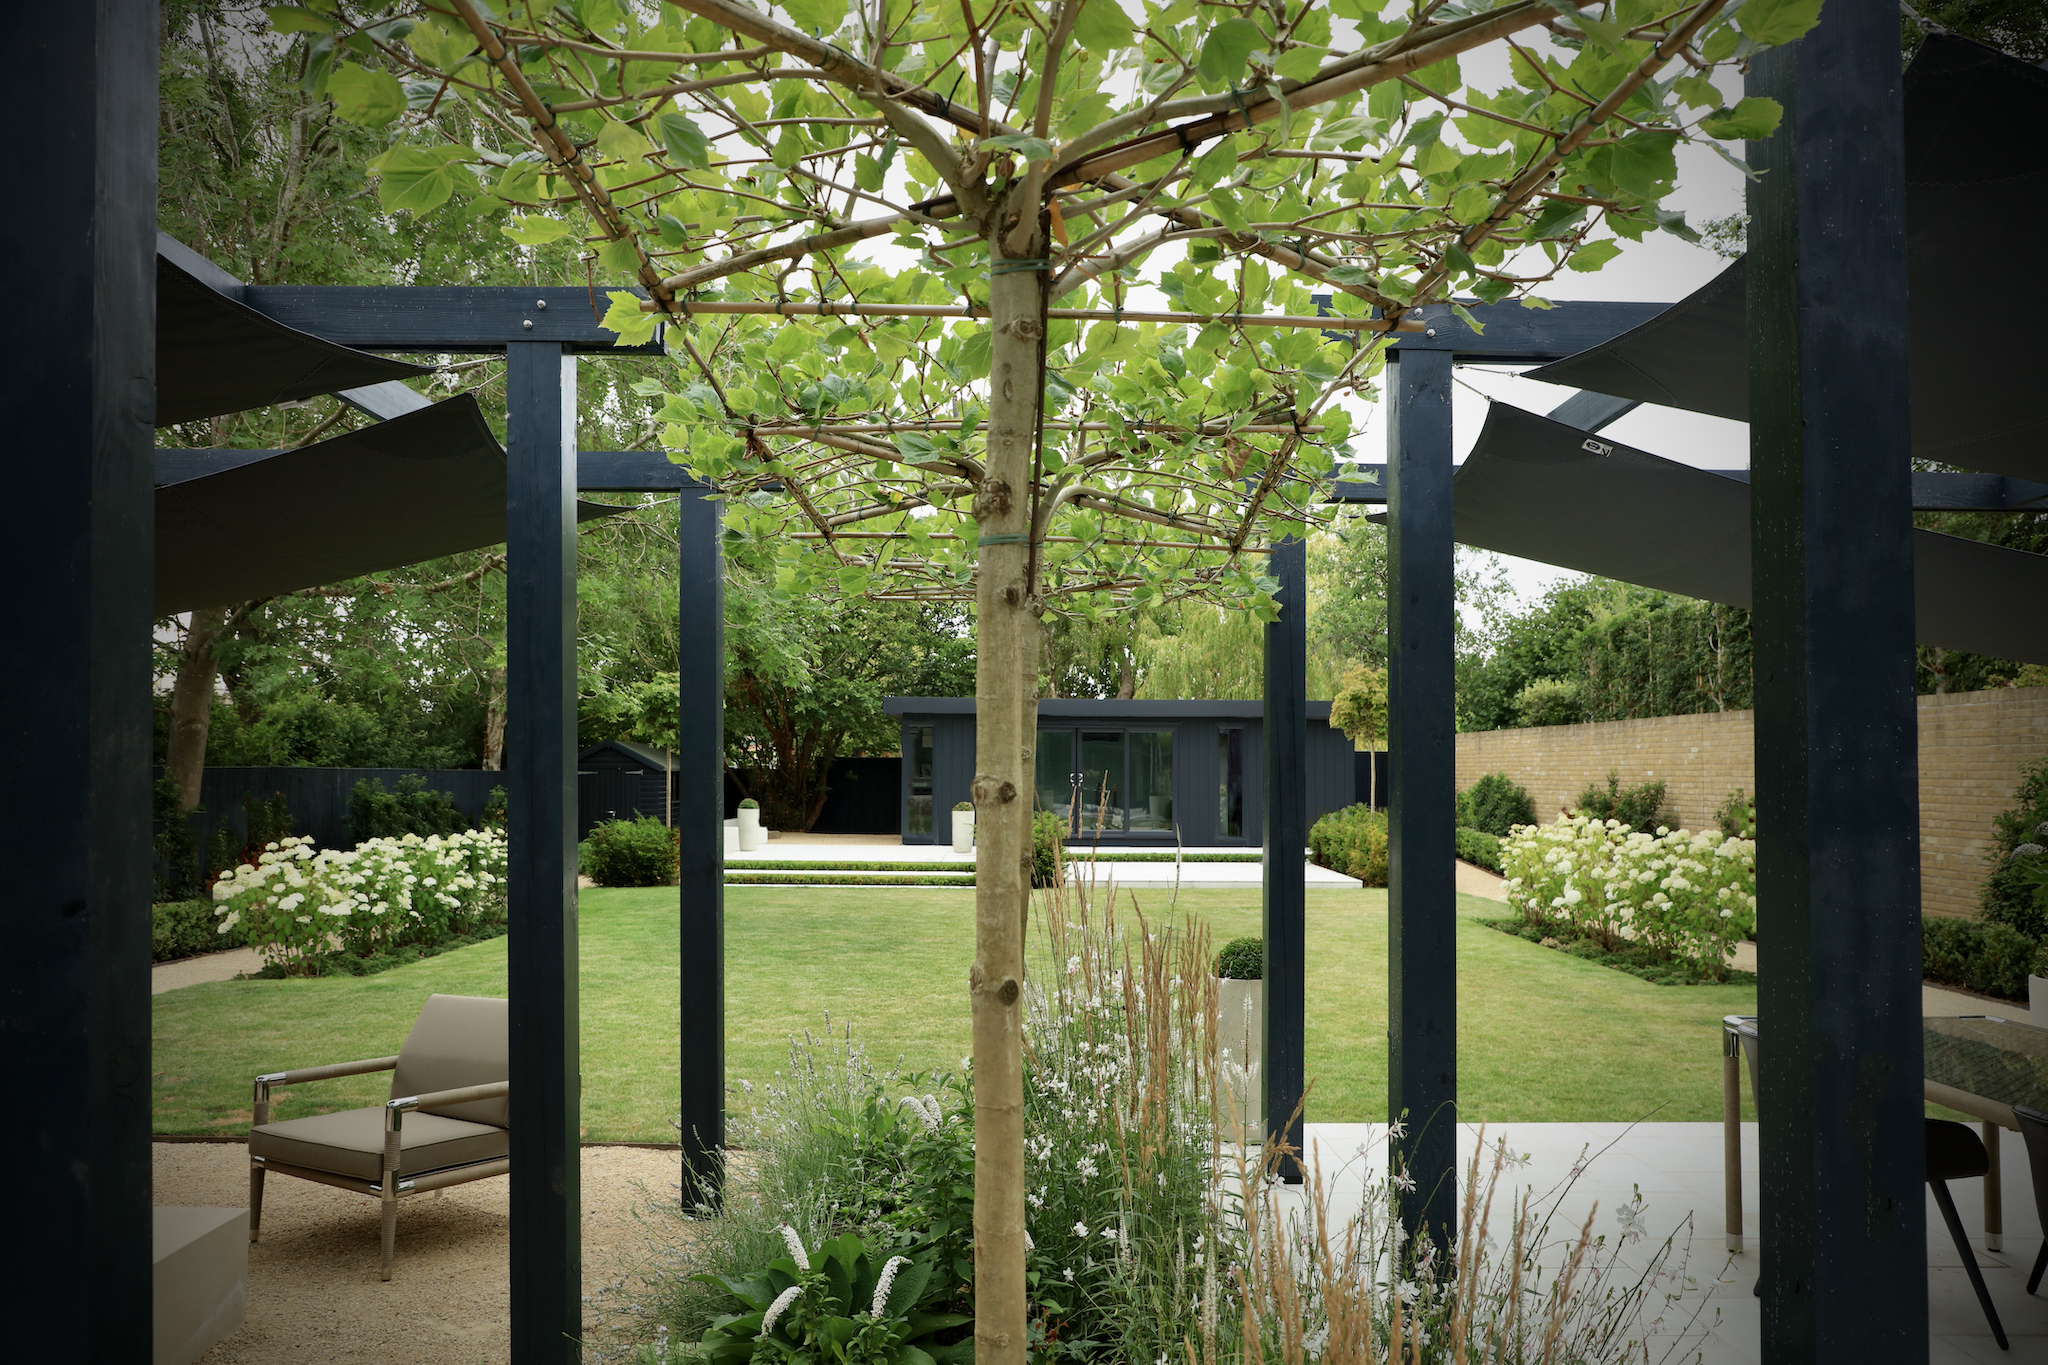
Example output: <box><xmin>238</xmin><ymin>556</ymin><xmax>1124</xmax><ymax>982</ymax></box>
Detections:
<box><xmin>1720</xmin><ymin>1013</ymin><xmax>2048</xmax><ymax>1254</ymax></box>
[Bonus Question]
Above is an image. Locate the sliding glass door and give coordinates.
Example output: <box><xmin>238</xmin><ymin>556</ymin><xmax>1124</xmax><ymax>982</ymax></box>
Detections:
<box><xmin>1035</xmin><ymin>727</ymin><xmax>1174</xmax><ymax>839</ymax></box>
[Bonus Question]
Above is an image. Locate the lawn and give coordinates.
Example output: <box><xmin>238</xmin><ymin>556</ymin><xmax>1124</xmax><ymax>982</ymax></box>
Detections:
<box><xmin>152</xmin><ymin>886</ymin><xmax>1758</xmax><ymax>1142</ymax></box>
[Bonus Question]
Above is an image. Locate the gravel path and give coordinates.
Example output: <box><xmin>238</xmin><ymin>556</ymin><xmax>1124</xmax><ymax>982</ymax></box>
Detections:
<box><xmin>153</xmin><ymin>948</ymin><xmax>266</xmax><ymax>994</ymax></box>
<box><xmin>155</xmin><ymin>1140</ymin><xmax>683</xmax><ymax>1363</ymax></box>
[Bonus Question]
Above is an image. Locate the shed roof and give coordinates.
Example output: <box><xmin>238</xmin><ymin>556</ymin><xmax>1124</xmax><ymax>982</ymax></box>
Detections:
<box><xmin>578</xmin><ymin>739</ymin><xmax>676</xmax><ymax>771</ymax></box>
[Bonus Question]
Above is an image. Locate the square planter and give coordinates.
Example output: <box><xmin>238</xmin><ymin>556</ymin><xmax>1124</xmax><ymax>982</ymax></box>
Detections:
<box><xmin>1216</xmin><ymin>976</ymin><xmax>1264</xmax><ymax>1144</ymax></box>
<box><xmin>951</xmin><ymin>808</ymin><xmax>974</xmax><ymax>854</ymax></box>
<box><xmin>737</xmin><ymin>806</ymin><xmax>765</xmax><ymax>852</ymax></box>
<box><xmin>2030</xmin><ymin>974</ymin><xmax>2047</xmax><ymax>1024</ymax></box>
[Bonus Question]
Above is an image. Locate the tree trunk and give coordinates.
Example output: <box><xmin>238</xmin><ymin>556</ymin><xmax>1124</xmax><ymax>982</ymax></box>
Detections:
<box><xmin>482</xmin><ymin>665</ymin><xmax>507</xmax><ymax>769</ymax></box>
<box><xmin>970</xmin><ymin>240</ymin><xmax>1043</xmax><ymax>1365</ymax></box>
<box><xmin>166</xmin><ymin>607</ymin><xmax>227</xmax><ymax>811</ymax></box>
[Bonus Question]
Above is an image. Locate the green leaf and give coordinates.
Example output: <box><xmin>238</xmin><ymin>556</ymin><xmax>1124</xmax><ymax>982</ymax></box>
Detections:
<box><xmin>1448</xmin><ymin>185</ymin><xmax>1491</xmax><ymax>225</ymax></box>
<box><xmin>1274</xmin><ymin>45</ymin><xmax>1324</xmax><ymax>84</ymax></box>
<box><xmin>496</xmin><ymin>159</ymin><xmax>542</xmax><ymax>202</ymax></box>
<box><xmin>1654</xmin><ymin>207</ymin><xmax>1700</xmax><ymax>244</ymax></box>
<box><xmin>657</xmin><ymin>113</ymin><xmax>712</xmax><ymax>170</ymax></box>
<box><xmin>1325</xmin><ymin>265</ymin><xmax>1376</xmax><ymax>287</ymax></box>
<box><xmin>980</xmin><ymin>133</ymin><xmax>1055</xmax><ymax>162</ymax></box>
<box><xmin>265</xmin><ymin>6</ymin><xmax>333</xmax><ymax>33</ymax></box>
<box><xmin>327</xmin><ymin>62</ymin><xmax>406</xmax><ymax>127</ymax></box>
<box><xmin>1072</xmin><ymin>0</ymin><xmax>1135</xmax><ymax>51</ymax></box>
<box><xmin>1601</xmin><ymin>131</ymin><xmax>1678</xmax><ymax>200</ymax></box>
<box><xmin>1700</xmin><ymin>96</ymin><xmax>1782</xmax><ymax>141</ymax></box>
<box><xmin>500</xmin><ymin>213</ymin><xmax>573</xmax><ymax>245</ymax></box>
<box><xmin>1197</xmin><ymin>18</ymin><xmax>1264</xmax><ymax>87</ymax></box>
<box><xmin>1472</xmin><ymin>275</ymin><xmax>1515</xmax><ymax>305</ymax></box>
<box><xmin>1672</xmin><ymin>74</ymin><xmax>1722</xmax><ymax>109</ymax></box>
<box><xmin>1736</xmin><ymin>0</ymin><xmax>1824</xmax><ymax>48</ymax></box>
<box><xmin>1566</xmin><ymin>238</ymin><xmax>1622</xmax><ymax>273</ymax></box>
<box><xmin>600</xmin><ymin>290</ymin><xmax>662</xmax><ymax>347</ymax></box>
<box><xmin>1568</xmin><ymin>11</ymin><xmax>1628</xmax><ymax>52</ymax></box>
<box><xmin>1700</xmin><ymin>21</ymin><xmax>1742</xmax><ymax>64</ymax></box>
<box><xmin>368</xmin><ymin>144</ymin><xmax>476</xmax><ymax>214</ymax></box>
<box><xmin>772</xmin><ymin>129</ymin><xmax>804</xmax><ymax>170</ymax></box>
<box><xmin>597</xmin><ymin>117</ymin><xmax>652</xmax><ymax>166</ymax></box>
<box><xmin>855</xmin><ymin>152</ymin><xmax>885</xmax><ymax>192</ymax></box>
<box><xmin>782</xmin><ymin>0</ymin><xmax>847</xmax><ymax>33</ymax></box>
<box><xmin>1450</xmin><ymin>302</ymin><xmax>1484</xmax><ymax>336</ymax></box>
<box><xmin>596</xmin><ymin>235</ymin><xmax>643</xmax><ymax>274</ymax></box>
<box><xmin>579</xmin><ymin>0</ymin><xmax>624</xmax><ymax>31</ymax></box>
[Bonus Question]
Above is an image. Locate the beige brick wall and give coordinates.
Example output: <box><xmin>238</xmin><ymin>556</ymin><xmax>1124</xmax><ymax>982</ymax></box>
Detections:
<box><xmin>1455</xmin><ymin>687</ymin><xmax>2048</xmax><ymax>920</ymax></box>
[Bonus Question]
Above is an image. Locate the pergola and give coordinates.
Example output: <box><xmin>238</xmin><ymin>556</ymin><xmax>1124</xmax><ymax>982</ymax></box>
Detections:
<box><xmin>10</xmin><ymin>5</ymin><xmax>1947</xmax><ymax>1361</ymax></box>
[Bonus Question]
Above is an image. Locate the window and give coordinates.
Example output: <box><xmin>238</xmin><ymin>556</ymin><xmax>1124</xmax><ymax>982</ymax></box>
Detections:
<box><xmin>1128</xmin><ymin>731</ymin><xmax>1174</xmax><ymax>832</ymax></box>
<box><xmin>1218</xmin><ymin>727</ymin><xmax>1244</xmax><ymax>839</ymax></box>
<box><xmin>907</xmin><ymin>725</ymin><xmax>934</xmax><ymax>835</ymax></box>
<box><xmin>1035</xmin><ymin>728</ymin><xmax>1074</xmax><ymax>831</ymax></box>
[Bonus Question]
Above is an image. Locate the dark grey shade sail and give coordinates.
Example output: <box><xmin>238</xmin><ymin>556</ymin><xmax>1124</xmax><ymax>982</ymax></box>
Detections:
<box><xmin>1527</xmin><ymin>35</ymin><xmax>2048</xmax><ymax>483</ymax></box>
<box><xmin>1456</xmin><ymin>404</ymin><xmax>2048</xmax><ymax>665</ymax></box>
<box><xmin>155</xmin><ymin>247</ymin><xmax>426</xmax><ymax>427</ymax></box>
<box><xmin>156</xmin><ymin>394</ymin><xmax>619</xmax><ymax>614</ymax></box>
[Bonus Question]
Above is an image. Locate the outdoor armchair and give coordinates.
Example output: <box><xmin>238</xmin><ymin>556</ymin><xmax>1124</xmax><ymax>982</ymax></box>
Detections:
<box><xmin>247</xmin><ymin>993</ymin><xmax>509</xmax><ymax>1280</ymax></box>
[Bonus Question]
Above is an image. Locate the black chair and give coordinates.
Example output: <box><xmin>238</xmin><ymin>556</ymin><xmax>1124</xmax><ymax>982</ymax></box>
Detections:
<box><xmin>1733</xmin><ymin>1020</ymin><xmax>2009</xmax><ymax>1349</ymax></box>
<box><xmin>2014</xmin><ymin>1104</ymin><xmax>2048</xmax><ymax>1296</ymax></box>
<box><xmin>1927</xmin><ymin>1119</ymin><xmax>2010</xmax><ymax>1351</ymax></box>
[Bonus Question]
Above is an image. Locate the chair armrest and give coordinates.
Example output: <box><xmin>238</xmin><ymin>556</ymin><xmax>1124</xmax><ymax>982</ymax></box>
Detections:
<box><xmin>388</xmin><ymin>1080</ymin><xmax>509</xmax><ymax>1114</ymax></box>
<box><xmin>383</xmin><ymin>1082</ymin><xmax>510</xmax><ymax>1174</ymax></box>
<box><xmin>252</xmin><ymin>1056</ymin><xmax>401</xmax><ymax>1126</ymax></box>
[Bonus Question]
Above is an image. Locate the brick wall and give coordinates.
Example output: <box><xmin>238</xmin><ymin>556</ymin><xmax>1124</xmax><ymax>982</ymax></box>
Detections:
<box><xmin>1455</xmin><ymin>687</ymin><xmax>2048</xmax><ymax>920</ymax></box>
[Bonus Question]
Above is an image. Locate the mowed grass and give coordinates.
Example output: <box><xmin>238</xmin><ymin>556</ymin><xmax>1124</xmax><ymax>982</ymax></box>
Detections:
<box><xmin>152</xmin><ymin>885</ymin><xmax>1757</xmax><ymax>1142</ymax></box>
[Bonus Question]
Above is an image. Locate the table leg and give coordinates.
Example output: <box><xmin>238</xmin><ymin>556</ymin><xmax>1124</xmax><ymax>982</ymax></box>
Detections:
<box><xmin>1724</xmin><ymin>1051</ymin><xmax>1742</xmax><ymax>1253</ymax></box>
<box><xmin>1983</xmin><ymin>1120</ymin><xmax>2002</xmax><ymax>1253</ymax></box>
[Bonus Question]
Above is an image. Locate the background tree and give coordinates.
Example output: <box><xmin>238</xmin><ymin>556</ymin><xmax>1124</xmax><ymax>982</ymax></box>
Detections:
<box><xmin>299</xmin><ymin>0</ymin><xmax>1821</xmax><ymax>1350</ymax></box>
<box><xmin>1329</xmin><ymin>663</ymin><xmax>1388</xmax><ymax>806</ymax></box>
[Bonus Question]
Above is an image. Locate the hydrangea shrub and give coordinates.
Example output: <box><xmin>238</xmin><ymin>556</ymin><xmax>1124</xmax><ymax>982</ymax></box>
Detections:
<box><xmin>1499</xmin><ymin>815</ymin><xmax>1756</xmax><ymax>978</ymax></box>
<box><xmin>211</xmin><ymin>829</ymin><xmax>508</xmax><ymax>973</ymax></box>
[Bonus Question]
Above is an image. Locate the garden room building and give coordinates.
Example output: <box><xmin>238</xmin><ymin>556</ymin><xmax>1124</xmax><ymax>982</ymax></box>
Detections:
<box><xmin>883</xmin><ymin>697</ymin><xmax>1370</xmax><ymax>846</ymax></box>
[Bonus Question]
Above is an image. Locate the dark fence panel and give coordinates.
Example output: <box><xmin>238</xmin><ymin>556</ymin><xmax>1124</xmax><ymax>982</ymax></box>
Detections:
<box><xmin>809</xmin><ymin>756</ymin><xmax>901</xmax><ymax>834</ymax></box>
<box><xmin>721</xmin><ymin>758</ymin><xmax>901</xmax><ymax>833</ymax></box>
<box><xmin>181</xmin><ymin>766</ymin><xmax>500</xmax><ymax>857</ymax></box>
<box><xmin>1353</xmin><ymin>750</ymin><xmax>1389</xmax><ymax>810</ymax></box>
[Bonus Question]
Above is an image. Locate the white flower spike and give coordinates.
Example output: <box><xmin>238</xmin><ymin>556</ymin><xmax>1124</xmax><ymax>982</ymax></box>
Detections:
<box><xmin>759</xmin><ymin>1284</ymin><xmax>802</xmax><ymax>1338</ymax></box>
<box><xmin>869</xmin><ymin>1255</ymin><xmax>910</xmax><ymax>1317</ymax></box>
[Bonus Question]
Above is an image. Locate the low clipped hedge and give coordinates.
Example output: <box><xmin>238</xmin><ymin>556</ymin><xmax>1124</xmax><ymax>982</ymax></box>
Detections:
<box><xmin>1455</xmin><ymin>827</ymin><xmax>1503</xmax><ymax>874</ymax></box>
<box><xmin>153</xmin><ymin>898</ymin><xmax>245</xmax><ymax>964</ymax></box>
<box><xmin>1923</xmin><ymin>917</ymin><xmax>2043</xmax><ymax>1001</ymax></box>
<box><xmin>1215</xmin><ymin>936</ymin><xmax>1263</xmax><ymax>980</ymax></box>
<box><xmin>1308</xmin><ymin>804</ymin><xmax>1388</xmax><ymax>886</ymax></box>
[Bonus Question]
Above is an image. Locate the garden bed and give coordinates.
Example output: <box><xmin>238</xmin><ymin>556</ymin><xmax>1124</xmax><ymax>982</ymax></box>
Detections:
<box><xmin>1481</xmin><ymin>917</ymin><xmax>1756</xmax><ymax>987</ymax></box>
<box><xmin>244</xmin><ymin>922</ymin><xmax>507</xmax><ymax>979</ymax></box>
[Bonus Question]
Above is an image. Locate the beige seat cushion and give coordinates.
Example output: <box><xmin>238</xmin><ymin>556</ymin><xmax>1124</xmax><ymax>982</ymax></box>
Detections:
<box><xmin>391</xmin><ymin>993</ymin><xmax>509</xmax><ymax>1127</ymax></box>
<box><xmin>250</xmin><ymin>1107</ymin><xmax>507</xmax><ymax>1182</ymax></box>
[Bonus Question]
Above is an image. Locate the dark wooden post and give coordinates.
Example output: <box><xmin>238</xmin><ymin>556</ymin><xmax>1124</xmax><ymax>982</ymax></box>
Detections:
<box><xmin>1386</xmin><ymin>346</ymin><xmax>1457</xmax><ymax>1245</ymax></box>
<box><xmin>1262</xmin><ymin>536</ymin><xmax>1307</xmax><ymax>1181</ymax></box>
<box><xmin>1747</xmin><ymin>10</ymin><xmax>1925</xmax><ymax>1358</ymax></box>
<box><xmin>2</xmin><ymin>6</ymin><xmax>158</xmax><ymax>1358</ymax></box>
<box><xmin>675</xmin><ymin>488</ymin><xmax>726</xmax><ymax>1200</ymax></box>
<box><xmin>505</xmin><ymin>342</ymin><xmax>582</xmax><ymax>1362</ymax></box>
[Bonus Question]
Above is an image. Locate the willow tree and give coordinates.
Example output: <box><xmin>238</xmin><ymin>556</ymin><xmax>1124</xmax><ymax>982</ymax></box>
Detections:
<box><xmin>296</xmin><ymin>0</ymin><xmax>1816</xmax><ymax>1352</ymax></box>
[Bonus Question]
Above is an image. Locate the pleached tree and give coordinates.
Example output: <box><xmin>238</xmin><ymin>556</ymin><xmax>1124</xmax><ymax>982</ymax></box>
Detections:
<box><xmin>290</xmin><ymin>0</ymin><xmax>1820</xmax><ymax>1354</ymax></box>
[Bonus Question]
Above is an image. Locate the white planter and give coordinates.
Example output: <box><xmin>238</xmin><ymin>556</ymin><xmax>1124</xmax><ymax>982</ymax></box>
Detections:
<box><xmin>1216</xmin><ymin>976</ymin><xmax>1264</xmax><ymax>1144</ymax></box>
<box><xmin>737</xmin><ymin>806</ymin><xmax>765</xmax><ymax>852</ymax></box>
<box><xmin>724</xmin><ymin>822</ymin><xmax>738</xmax><ymax>854</ymax></box>
<box><xmin>2030</xmin><ymin>974</ymin><xmax>2047</xmax><ymax>1024</ymax></box>
<box><xmin>951</xmin><ymin>809</ymin><xmax>975</xmax><ymax>854</ymax></box>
